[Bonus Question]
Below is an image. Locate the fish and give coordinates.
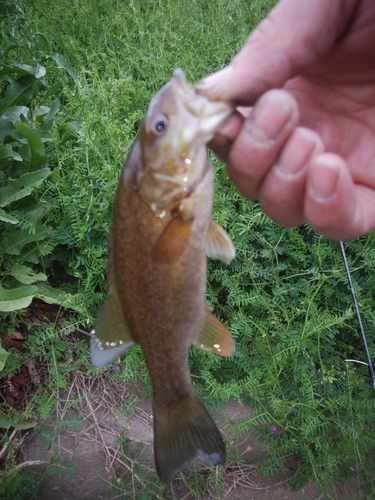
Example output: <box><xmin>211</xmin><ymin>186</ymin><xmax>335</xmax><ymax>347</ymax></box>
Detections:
<box><xmin>90</xmin><ymin>69</ymin><xmax>236</xmax><ymax>483</ymax></box>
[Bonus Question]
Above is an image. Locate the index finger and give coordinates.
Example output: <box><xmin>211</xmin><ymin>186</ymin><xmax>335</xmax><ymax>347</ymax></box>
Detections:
<box><xmin>196</xmin><ymin>0</ymin><xmax>357</xmax><ymax>105</ymax></box>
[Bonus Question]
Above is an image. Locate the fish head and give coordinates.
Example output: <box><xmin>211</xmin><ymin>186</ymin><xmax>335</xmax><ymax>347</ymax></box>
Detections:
<box><xmin>135</xmin><ymin>69</ymin><xmax>234</xmax><ymax>212</ymax></box>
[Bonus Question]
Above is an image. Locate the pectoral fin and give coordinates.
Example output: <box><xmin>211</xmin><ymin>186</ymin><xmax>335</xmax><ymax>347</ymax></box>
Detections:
<box><xmin>206</xmin><ymin>221</ymin><xmax>235</xmax><ymax>264</ymax></box>
<box><xmin>152</xmin><ymin>216</ymin><xmax>193</xmax><ymax>264</ymax></box>
<box><xmin>193</xmin><ymin>307</ymin><xmax>235</xmax><ymax>357</ymax></box>
<box><xmin>90</xmin><ymin>289</ymin><xmax>135</xmax><ymax>368</ymax></box>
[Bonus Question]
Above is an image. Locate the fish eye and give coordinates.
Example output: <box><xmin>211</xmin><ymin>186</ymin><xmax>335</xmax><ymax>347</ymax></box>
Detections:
<box><xmin>154</xmin><ymin>120</ymin><xmax>166</xmax><ymax>133</ymax></box>
<box><xmin>146</xmin><ymin>115</ymin><xmax>169</xmax><ymax>138</ymax></box>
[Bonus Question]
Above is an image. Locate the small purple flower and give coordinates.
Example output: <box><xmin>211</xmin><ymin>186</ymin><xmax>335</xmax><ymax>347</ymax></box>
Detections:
<box><xmin>270</xmin><ymin>425</ymin><xmax>278</xmax><ymax>436</ymax></box>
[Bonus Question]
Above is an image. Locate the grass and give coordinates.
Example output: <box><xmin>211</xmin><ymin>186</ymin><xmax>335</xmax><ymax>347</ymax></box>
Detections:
<box><xmin>1</xmin><ymin>0</ymin><xmax>375</xmax><ymax>498</ymax></box>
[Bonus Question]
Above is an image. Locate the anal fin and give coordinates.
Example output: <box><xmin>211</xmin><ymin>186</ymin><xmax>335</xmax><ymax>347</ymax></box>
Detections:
<box><xmin>206</xmin><ymin>220</ymin><xmax>235</xmax><ymax>264</ymax></box>
<box><xmin>90</xmin><ymin>289</ymin><xmax>135</xmax><ymax>368</ymax></box>
<box><xmin>193</xmin><ymin>306</ymin><xmax>235</xmax><ymax>357</ymax></box>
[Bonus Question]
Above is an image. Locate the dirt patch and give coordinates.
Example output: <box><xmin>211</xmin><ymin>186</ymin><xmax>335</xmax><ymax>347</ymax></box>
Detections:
<box><xmin>23</xmin><ymin>431</ymin><xmax>111</xmax><ymax>500</ymax></box>
<box><xmin>15</xmin><ymin>376</ymin><xmax>363</xmax><ymax>500</ymax></box>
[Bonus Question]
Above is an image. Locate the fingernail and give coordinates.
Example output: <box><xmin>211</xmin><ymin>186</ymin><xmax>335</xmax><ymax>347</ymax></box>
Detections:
<box><xmin>276</xmin><ymin>129</ymin><xmax>319</xmax><ymax>178</ymax></box>
<box><xmin>309</xmin><ymin>160</ymin><xmax>339</xmax><ymax>201</ymax></box>
<box><xmin>246</xmin><ymin>93</ymin><xmax>293</xmax><ymax>143</ymax></box>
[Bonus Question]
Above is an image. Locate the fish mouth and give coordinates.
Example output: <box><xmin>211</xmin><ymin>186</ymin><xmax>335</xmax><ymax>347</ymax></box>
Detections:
<box><xmin>195</xmin><ymin>99</ymin><xmax>233</xmax><ymax>138</ymax></box>
<box><xmin>172</xmin><ymin>69</ymin><xmax>234</xmax><ymax>144</ymax></box>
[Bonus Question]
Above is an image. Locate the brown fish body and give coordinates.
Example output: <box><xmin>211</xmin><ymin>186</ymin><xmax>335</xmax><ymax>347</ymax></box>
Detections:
<box><xmin>91</xmin><ymin>70</ymin><xmax>236</xmax><ymax>483</ymax></box>
<box><xmin>114</xmin><ymin>151</ymin><xmax>213</xmax><ymax>405</ymax></box>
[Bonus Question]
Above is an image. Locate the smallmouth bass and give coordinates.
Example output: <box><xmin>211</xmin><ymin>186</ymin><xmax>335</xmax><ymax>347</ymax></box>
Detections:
<box><xmin>91</xmin><ymin>69</ymin><xmax>236</xmax><ymax>483</ymax></box>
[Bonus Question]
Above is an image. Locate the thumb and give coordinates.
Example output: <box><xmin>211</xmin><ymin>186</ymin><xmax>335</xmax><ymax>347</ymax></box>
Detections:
<box><xmin>196</xmin><ymin>0</ymin><xmax>357</xmax><ymax>104</ymax></box>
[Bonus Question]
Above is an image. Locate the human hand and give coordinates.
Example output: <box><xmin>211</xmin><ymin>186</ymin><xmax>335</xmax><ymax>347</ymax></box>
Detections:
<box><xmin>196</xmin><ymin>0</ymin><xmax>375</xmax><ymax>240</ymax></box>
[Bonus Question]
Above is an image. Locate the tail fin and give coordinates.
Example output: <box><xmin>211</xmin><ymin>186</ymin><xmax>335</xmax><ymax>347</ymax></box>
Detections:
<box><xmin>153</xmin><ymin>393</ymin><xmax>226</xmax><ymax>483</ymax></box>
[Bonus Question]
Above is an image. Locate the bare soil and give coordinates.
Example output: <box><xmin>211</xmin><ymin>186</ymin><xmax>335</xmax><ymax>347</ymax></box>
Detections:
<box><xmin>16</xmin><ymin>373</ymin><xmax>364</xmax><ymax>500</ymax></box>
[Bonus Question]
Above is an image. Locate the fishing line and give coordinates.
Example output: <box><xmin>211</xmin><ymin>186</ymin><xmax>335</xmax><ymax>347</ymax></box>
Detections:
<box><xmin>339</xmin><ymin>240</ymin><xmax>375</xmax><ymax>391</ymax></box>
<box><xmin>338</xmin><ymin>241</ymin><xmax>368</xmax><ymax>499</ymax></box>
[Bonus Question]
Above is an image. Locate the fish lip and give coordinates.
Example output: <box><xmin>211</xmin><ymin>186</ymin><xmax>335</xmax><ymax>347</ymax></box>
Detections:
<box><xmin>173</xmin><ymin>68</ymin><xmax>234</xmax><ymax>116</ymax></box>
<box><xmin>172</xmin><ymin>68</ymin><xmax>188</xmax><ymax>86</ymax></box>
<box><xmin>171</xmin><ymin>69</ymin><xmax>235</xmax><ymax>143</ymax></box>
<box><xmin>187</xmin><ymin>100</ymin><xmax>234</xmax><ymax>147</ymax></box>
<box><xmin>196</xmin><ymin>102</ymin><xmax>233</xmax><ymax>137</ymax></box>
